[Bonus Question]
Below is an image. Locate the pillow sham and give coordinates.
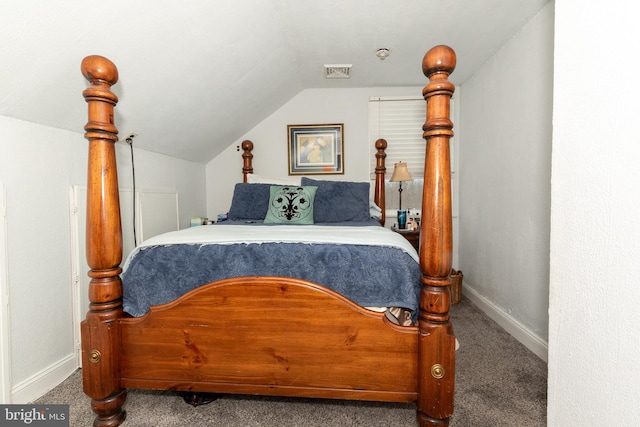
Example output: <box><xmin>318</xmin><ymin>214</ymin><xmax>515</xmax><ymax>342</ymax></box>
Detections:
<box><xmin>246</xmin><ymin>173</ymin><xmax>301</xmax><ymax>186</ymax></box>
<box><xmin>264</xmin><ymin>185</ymin><xmax>317</xmax><ymax>225</ymax></box>
<box><xmin>301</xmin><ymin>177</ymin><xmax>370</xmax><ymax>223</ymax></box>
<box><xmin>227</xmin><ymin>183</ymin><xmax>271</xmax><ymax>220</ymax></box>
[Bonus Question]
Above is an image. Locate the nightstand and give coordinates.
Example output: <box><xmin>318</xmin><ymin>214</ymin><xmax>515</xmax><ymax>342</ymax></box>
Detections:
<box><xmin>392</xmin><ymin>227</ymin><xmax>420</xmax><ymax>251</ymax></box>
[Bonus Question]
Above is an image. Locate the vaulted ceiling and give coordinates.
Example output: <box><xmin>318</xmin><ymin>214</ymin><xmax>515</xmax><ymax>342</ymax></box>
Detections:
<box><xmin>1</xmin><ymin>0</ymin><xmax>549</xmax><ymax>163</ymax></box>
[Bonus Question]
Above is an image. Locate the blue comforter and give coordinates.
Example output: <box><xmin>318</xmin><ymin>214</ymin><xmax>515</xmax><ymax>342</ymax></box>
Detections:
<box><xmin>121</xmin><ymin>224</ymin><xmax>421</xmax><ymax>320</ymax></box>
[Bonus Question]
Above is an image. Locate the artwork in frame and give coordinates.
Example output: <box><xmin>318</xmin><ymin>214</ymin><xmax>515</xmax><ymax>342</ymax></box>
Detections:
<box><xmin>287</xmin><ymin>124</ymin><xmax>344</xmax><ymax>175</ymax></box>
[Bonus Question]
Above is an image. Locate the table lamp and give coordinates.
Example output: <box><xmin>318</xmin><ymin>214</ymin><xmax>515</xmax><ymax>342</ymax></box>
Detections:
<box><xmin>390</xmin><ymin>161</ymin><xmax>413</xmax><ymax>229</ymax></box>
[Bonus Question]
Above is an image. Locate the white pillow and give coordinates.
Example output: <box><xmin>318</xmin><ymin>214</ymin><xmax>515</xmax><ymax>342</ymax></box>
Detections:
<box><xmin>369</xmin><ymin>200</ymin><xmax>383</xmax><ymax>220</ymax></box>
<box><xmin>246</xmin><ymin>173</ymin><xmax>301</xmax><ymax>186</ymax></box>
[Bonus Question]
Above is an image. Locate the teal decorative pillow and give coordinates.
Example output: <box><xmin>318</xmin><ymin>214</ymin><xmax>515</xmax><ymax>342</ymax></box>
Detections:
<box><xmin>264</xmin><ymin>185</ymin><xmax>317</xmax><ymax>224</ymax></box>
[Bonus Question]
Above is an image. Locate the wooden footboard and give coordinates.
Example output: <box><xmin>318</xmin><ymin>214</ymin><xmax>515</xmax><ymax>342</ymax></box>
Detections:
<box><xmin>80</xmin><ymin>46</ymin><xmax>456</xmax><ymax>427</ymax></box>
<box><xmin>120</xmin><ymin>277</ymin><xmax>418</xmax><ymax>401</ymax></box>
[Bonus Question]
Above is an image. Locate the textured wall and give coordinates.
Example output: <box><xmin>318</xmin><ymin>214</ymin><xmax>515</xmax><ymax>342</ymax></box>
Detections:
<box><xmin>548</xmin><ymin>1</ymin><xmax>640</xmax><ymax>425</ymax></box>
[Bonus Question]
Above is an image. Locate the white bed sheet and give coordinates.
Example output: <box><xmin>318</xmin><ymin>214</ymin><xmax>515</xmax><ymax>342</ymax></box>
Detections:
<box><xmin>125</xmin><ymin>224</ymin><xmax>419</xmax><ymax>268</ymax></box>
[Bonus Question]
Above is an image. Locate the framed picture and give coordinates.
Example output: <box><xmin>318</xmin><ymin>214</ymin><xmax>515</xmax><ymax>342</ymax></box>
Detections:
<box><xmin>287</xmin><ymin>124</ymin><xmax>344</xmax><ymax>175</ymax></box>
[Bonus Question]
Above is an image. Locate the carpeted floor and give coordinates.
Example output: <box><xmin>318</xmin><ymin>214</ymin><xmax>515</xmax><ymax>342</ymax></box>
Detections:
<box><xmin>36</xmin><ymin>297</ymin><xmax>547</xmax><ymax>426</ymax></box>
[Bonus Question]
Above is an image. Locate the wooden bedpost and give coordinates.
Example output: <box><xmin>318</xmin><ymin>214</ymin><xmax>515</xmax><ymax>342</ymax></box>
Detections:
<box><xmin>416</xmin><ymin>45</ymin><xmax>457</xmax><ymax>427</ymax></box>
<box><xmin>374</xmin><ymin>138</ymin><xmax>387</xmax><ymax>225</ymax></box>
<box><xmin>80</xmin><ymin>55</ymin><xmax>127</xmax><ymax>427</ymax></box>
<box><xmin>241</xmin><ymin>140</ymin><xmax>254</xmax><ymax>182</ymax></box>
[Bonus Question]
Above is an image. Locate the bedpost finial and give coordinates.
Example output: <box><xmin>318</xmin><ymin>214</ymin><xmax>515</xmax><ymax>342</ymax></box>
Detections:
<box><xmin>81</xmin><ymin>55</ymin><xmax>119</xmax><ymax>85</ymax></box>
<box><xmin>375</xmin><ymin>138</ymin><xmax>387</xmax><ymax>150</ymax></box>
<box><xmin>241</xmin><ymin>140</ymin><xmax>254</xmax><ymax>152</ymax></box>
<box><xmin>422</xmin><ymin>45</ymin><xmax>456</xmax><ymax>78</ymax></box>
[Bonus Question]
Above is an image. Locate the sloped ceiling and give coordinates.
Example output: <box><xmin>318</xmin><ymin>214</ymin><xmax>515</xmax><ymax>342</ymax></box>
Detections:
<box><xmin>1</xmin><ymin>0</ymin><xmax>549</xmax><ymax>163</ymax></box>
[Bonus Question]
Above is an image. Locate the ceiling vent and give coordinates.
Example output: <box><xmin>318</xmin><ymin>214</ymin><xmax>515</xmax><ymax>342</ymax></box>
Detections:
<box><xmin>324</xmin><ymin>64</ymin><xmax>352</xmax><ymax>79</ymax></box>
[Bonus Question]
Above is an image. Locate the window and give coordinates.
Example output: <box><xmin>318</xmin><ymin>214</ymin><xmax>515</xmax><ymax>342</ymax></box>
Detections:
<box><xmin>369</xmin><ymin>96</ymin><xmax>426</xmax><ymax>179</ymax></box>
<box><xmin>369</xmin><ymin>96</ymin><xmax>458</xmax><ymax>218</ymax></box>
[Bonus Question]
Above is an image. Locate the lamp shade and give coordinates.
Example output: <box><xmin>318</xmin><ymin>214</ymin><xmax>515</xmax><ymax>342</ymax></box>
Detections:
<box><xmin>390</xmin><ymin>162</ymin><xmax>413</xmax><ymax>182</ymax></box>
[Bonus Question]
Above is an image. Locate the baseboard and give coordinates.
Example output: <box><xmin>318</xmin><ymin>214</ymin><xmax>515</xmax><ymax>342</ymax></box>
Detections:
<box><xmin>461</xmin><ymin>283</ymin><xmax>549</xmax><ymax>362</ymax></box>
<box><xmin>11</xmin><ymin>353</ymin><xmax>77</xmax><ymax>404</ymax></box>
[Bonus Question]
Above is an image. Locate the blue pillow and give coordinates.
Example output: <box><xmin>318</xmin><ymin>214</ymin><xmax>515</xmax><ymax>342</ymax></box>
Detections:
<box><xmin>228</xmin><ymin>183</ymin><xmax>271</xmax><ymax>220</ymax></box>
<box><xmin>264</xmin><ymin>185</ymin><xmax>317</xmax><ymax>224</ymax></box>
<box><xmin>301</xmin><ymin>177</ymin><xmax>370</xmax><ymax>223</ymax></box>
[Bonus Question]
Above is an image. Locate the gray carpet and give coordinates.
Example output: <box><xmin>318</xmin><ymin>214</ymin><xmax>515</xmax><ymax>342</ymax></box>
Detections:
<box><xmin>36</xmin><ymin>297</ymin><xmax>547</xmax><ymax>426</ymax></box>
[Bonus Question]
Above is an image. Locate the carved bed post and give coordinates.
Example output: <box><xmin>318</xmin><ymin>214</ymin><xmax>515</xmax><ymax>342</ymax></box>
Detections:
<box><xmin>416</xmin><ymin>45</ymin><xmax>457</xmax><ymax>427</ymax></box>
<box><xmin>241</xmin><ymin>140</ymin><xmax>254</xmax><ymax>182</ymax></box>
<box><xmin>80</xmin><ymin>55</ymin><xmax>127</xmax><ymax>427</ymax></box>
<box><xmin>374</xmin><ymin>138</ymin><xmax>387</xmax><ymax>225</ymax></box>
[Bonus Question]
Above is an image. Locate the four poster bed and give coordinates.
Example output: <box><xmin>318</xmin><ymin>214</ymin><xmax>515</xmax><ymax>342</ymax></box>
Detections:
<box><xmin>80</xmin><ymin>45</ymin><xmax>457</xmax><ymax>426</ymax></box>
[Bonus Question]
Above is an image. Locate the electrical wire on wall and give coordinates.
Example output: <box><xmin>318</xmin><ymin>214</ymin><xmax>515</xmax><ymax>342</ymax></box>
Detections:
<box><xmin>125</xmin><ymin>135</ymin><xmax>138</xmax><ymax>247</ymax></box>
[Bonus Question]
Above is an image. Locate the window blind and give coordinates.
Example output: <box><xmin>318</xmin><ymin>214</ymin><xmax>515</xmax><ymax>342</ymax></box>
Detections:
<box><xmin>369</xmin><ymin>95</ymin><xmax>458</xmax><ymax>219</ymax></box>
<box><xmin>369</xmin><ymin>96</ymin><xmax>426</xmax><ymax>179</ymax></box>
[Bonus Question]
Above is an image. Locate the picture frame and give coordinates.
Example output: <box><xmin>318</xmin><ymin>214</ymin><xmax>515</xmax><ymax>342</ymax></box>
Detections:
<box><xmin>287</xmin><ymin>124</ymin><xmax>344</xmax><ymax>175</ymax></box>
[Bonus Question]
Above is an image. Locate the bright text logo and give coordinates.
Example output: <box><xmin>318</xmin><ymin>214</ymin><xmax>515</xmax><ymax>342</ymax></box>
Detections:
<box><xmin>1</xmin><ymin>405</ymin><xmax>69</xmax><ymax>426</ymax></box>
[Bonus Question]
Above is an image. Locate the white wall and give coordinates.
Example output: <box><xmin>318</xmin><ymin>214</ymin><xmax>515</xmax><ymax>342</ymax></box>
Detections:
<box><xmin>0</xmin><ymin>115</ymin><xmax>205</xmax><ymax>403</ymax></box>
<box><xmin>548</xmin><ymin>1</ymin><xmax>640</xmax><ymax>426</ymax></box>
<box><xmin>115</xmin><ymin>143</ymin><xmax>207</xmax><ymax>230</ymax></box>
<box><xmin>0</xmin><ymin>181</ymin><xmax>10</xmax><ymax>402</ymax></box>
<box><xmin>205</xmin><ymin>86</ymin><xmax>423</xmax><ymax>218</ymax></box>
<box><xmin>0</xmin><ymin>117</ymin><xmax>82</xmax><ymax>400</ymax></box>
<box><xmin>457</xmin><ymin>3</ymin><xmax>554</xmax><ymax>360</ymax></box>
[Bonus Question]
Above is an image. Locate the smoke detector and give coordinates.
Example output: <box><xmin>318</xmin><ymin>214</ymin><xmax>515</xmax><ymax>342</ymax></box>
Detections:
<box><xmin>324</xmin><ymin>64</ymin><xmax>352</xmax><ymax>79</ymax></box>
<box><xmin>376</xmin><ymin>48</ymin><xmax>390</xmax><ymax>60</ymax></box>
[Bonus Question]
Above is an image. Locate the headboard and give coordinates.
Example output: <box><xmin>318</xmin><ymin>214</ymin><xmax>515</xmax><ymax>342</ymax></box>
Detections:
<box><xmin>240</xmin><ymin>138</ymin><xmax>388</xmax><ymax>226</ymax></box>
